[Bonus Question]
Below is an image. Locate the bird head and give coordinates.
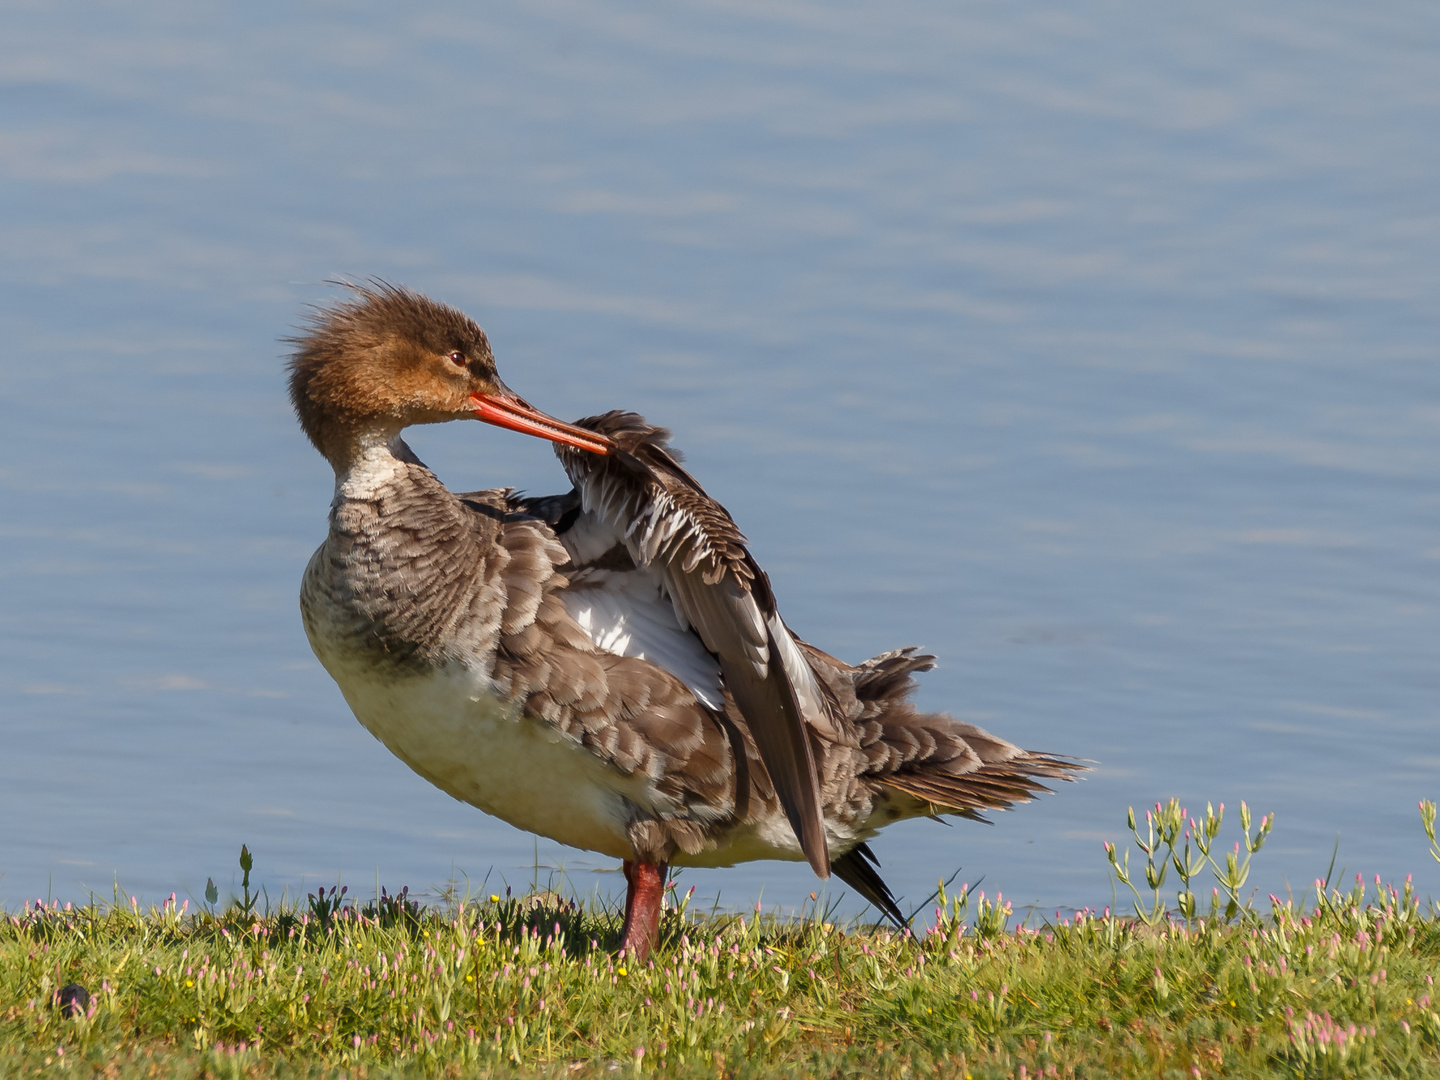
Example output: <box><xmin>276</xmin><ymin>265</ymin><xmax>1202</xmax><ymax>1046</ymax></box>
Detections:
<box><xmin>288</xmin><ymin>282</ymin><xmax>612</xmax><ymax>467</ymax></box>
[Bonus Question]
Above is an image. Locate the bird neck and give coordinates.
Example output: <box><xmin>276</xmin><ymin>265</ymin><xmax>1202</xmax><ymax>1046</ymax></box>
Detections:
<box><xmin>312</xmin><ymin>415</ymin><xmax>400</xmax><ymax>474</ymax></box>
<box><xmin>332</xmin><ymin>430</ymin><xmax>426</xmax><ymax>503</ymax></box>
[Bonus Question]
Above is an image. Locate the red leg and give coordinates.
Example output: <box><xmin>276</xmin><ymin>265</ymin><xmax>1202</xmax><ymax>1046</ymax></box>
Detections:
<box><xmin>618</xmin><ymin>859</ymin><xmax>668</xmax><ymax>963</ymax></box>
<box><xmin>621</xmin><ymin>860</ymin><xmax>637</xmax><ymax>931</ymax></box>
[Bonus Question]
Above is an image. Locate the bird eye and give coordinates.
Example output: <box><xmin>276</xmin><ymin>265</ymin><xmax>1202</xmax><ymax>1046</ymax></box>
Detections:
<box><xmin>447</xmin><ymin>351</ymin><xmax>467</xmax><ymax>368</ymax></box>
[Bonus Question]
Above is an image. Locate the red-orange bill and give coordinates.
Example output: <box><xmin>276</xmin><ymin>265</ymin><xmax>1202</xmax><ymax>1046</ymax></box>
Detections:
<box><xmin>470</xmin><ymin>391</ymin><xmax>613</xmax><ymax>455</ymax></box>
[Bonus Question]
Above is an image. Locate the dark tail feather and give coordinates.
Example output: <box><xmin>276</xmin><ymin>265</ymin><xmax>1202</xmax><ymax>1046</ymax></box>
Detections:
<box><xmin>831</xmin><ymin>843</ymin><xmax>907</xmax><ymax>930</ymax></box>
<box><xmin>884</xmin><ymin>751</ymin><xmax>1084</xmax><ymax>820</ymax></box>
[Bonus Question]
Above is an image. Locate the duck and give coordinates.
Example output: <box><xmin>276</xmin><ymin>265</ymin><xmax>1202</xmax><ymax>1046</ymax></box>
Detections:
<box><xmin>288</xmin><ymin>282</ymin><xmax>1081</xmax><ymax>960</ymax></box>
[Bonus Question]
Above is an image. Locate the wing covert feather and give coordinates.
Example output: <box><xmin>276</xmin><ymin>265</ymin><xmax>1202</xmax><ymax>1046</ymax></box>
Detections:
<box><xmin>555</xmin><ymin>411</ymin><xmax>831</xmax><ymax>876</ymax></box>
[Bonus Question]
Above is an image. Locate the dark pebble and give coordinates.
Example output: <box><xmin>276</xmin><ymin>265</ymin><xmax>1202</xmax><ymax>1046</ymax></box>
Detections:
<box><xmin>57</xmin><ymin>983</ymin><xmax>91</xmax><ymax>1017</ymax></box>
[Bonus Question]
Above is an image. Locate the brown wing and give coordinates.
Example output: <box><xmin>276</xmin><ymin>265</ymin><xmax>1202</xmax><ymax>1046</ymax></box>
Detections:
<box><xmin>485</xmin><ymin>506</ymin><xmax>745</xmax><ymax>856</ymax></box>
<box><xmin>553</xmin><ymin>411</ymin><xmax>832</xmax><ymax>877</ymax></box>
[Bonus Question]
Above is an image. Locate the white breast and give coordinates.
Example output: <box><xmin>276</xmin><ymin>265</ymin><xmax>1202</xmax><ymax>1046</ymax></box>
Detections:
<box><xmin>312</xmin><ymin>630</ymin><xmax>871</xmax><ymax>869</ymax></box>
<box><xmin>316</xmin><ymin>646</ymin><xmax>661</xmax><ymax>860</ymax></box>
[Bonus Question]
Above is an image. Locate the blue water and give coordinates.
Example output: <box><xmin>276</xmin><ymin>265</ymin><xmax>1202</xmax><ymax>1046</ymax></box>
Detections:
<box><xmin>2</xmin><ymin>1</ymin><xmax>1437</xmax><ymax>920</ymax></box>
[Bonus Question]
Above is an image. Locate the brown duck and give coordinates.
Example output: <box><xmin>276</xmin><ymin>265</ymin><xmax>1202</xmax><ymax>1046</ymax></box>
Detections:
<box><xmin>289</xmin><ymin>283</ymin><xmax>1081</xmax><ymax>961</ymax></box>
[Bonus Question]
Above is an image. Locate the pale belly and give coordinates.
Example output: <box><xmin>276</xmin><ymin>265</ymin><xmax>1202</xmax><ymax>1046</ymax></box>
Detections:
<box><xmin>305</xmin><ymin>609</ymin><xmax>871</xmax><ymax>872</ymax></box>
<box><xmin>320</xmin><ymin>661</ymin><xmax>887</xmax><ymax>873</ymax></box>
<box><xmin>673</xmin><ymin>826</ymin><xmax>809</xmax><ymax>869</ymax></box>
<box><xmin>322</xmin><ymin>655</ymin><xmax>645</xmax><ymax>860</ymax></box>
<box><xmin>319</xmin><ymin>657</ymin><xmax>859</xmax><ymax>871</ymax></box>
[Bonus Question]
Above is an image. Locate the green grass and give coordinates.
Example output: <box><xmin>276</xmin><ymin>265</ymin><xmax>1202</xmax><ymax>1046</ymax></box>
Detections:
<box><xmin>3</xmin><ymin>802</ymin><xmax>1440</xmax><ymax>1078</ymax></box>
